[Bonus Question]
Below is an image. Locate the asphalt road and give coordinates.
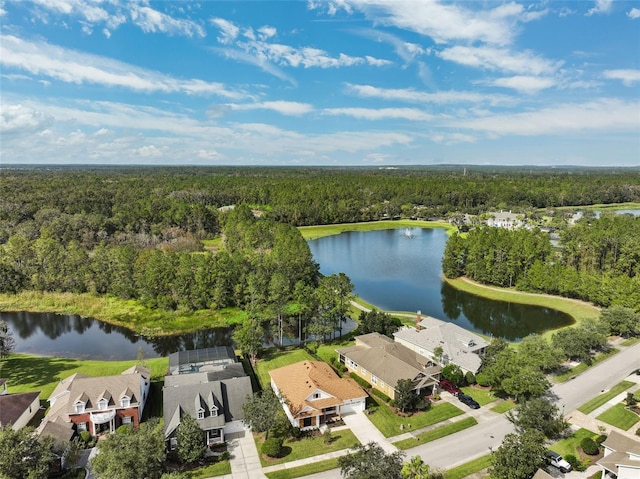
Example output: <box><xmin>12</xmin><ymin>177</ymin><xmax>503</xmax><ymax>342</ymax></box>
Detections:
<box><xmin>299</xmin><ymin>340</ymin><xmax>640</xmax><ymax>479</ymax></box>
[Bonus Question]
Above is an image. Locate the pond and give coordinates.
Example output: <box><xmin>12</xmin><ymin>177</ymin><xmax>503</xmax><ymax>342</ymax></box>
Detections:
<box><xmin>308</xmin><ymin>228</ymin><xmax>574</xmax><ymax>340</ymax></box>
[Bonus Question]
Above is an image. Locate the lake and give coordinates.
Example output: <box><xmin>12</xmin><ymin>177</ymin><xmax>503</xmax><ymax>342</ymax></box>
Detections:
<box><xmin>308</xmin><ymin>228</ymin><xmax>574</xmax><ymax>340</ymax></box>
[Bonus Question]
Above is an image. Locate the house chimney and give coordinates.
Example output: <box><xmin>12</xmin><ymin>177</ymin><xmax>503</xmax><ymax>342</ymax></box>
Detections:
<box><xmin>416</xmin><ymin>310</ymin><xmax>422</xmax><ymax>331</ymax></box>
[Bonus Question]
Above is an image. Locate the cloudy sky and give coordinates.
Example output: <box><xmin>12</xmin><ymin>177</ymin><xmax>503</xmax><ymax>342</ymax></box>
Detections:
<box><xmin>1</xmin><ymin>0</ymin><xmax>639</xmax><ymax>166</ymax></box>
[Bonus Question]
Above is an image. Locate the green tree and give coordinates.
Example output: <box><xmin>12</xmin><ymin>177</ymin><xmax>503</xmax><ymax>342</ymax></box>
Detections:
<box><xmin>395</xmin><ymin>379</ymin><xmax>419</xmax><ymax>413</ymax></box>
<box><xmin>339</xmin><ymin>442</ymin><xmax>405</xmax><ymax>479</ymax></box>
<box><xmin>506</xmin><ymin>397</ymin><xmax>568</xmax><ymax>439</ymax></box>
<box><xmin>516</xmin><ymin>335</ymin><xmax>563</xmax><ymax>373</ymax></box>
<box><xmin>0</xmin><ymin>426</ymin><xmax>54</xmax><ymax>479</ymax></box>
<box><xmin>233</xmin><ymin>316</ymin><xmax>264</xmax><ymax>365</ymax></box>
<box><xmin>0</xmin><ymin>320</ymin><xmax>16</xmax><ymax>359</ymax></box>
<box><xmin>90</xmin><ymin>419</ymin><xmax>166</xmax><ymax>479</ymax></box>
<box><xmin>490</xmin><ymin>430</ymin><xmax>547</xmax><ymax>479</ymax></box>
<box><xmin>241</xmin><ymin>389</ymin><xmax>283</xmax><ymax>440</ymax></box>
<box><xmin>176</xmin><ymin>414</ymin><xmax>206</xmax><ymax>464</ymax></box>
<box><xmin>441</xmin><ymin>364</ymin><xmax>465</xmax><ymax>385</ymax></box>
<box><xmin>356</xmin><ymin>310</ymin><xmax>402</xmax><ymax>337</ymax></box>
<box><xmin>600</xmin><ymin>306</ymin><xmax>639</xmax><ymax>337</ymax></box>
<box><xmin>401</xmin><ymin>456</ymin><xmax>445</xmax><ymax>479</ymax></box>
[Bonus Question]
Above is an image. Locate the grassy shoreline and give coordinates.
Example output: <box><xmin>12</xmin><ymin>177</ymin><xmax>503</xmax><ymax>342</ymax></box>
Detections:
<box><xmin>299</xmin><ymin>219</ymin><xmax>455</xmax><ymax>240</ymax></box>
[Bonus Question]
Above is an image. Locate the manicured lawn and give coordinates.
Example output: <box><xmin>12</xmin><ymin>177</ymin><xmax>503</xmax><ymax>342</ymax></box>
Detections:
<box><xmin>367</xmin><ymin>396</ymin><xmax>465</xmax><ymax>438</ymax></box>
<box><xmin>254</xmin><ymin>347</ymin><xmax>315</xmax><ymax>389</ymax></box>
<box><xmin>445</xmin><ymin>453</ymin><xmax>492</xmax><ymax>479</ymax></box>
<box><xmin>460</xmin><ymin>387</ymin><xmax>496</xmax><ymax>406</ymax></box>
<box><xmin>265</xmin><ymin>458</ymin><xmax>341</xmax><ymax>479</ymax></box>
<box><xmin>620</xmin><ymin>337</ymin><xmax>640</xmax><ymax>347</ymax></box>
<box><xmin>490</xmin><ymin>400</ymin><xmax>516</xmax><ymax>414</ymax></box>
<box><xmin>597</xmin><ymin>403</ymin><xmax>640</xmax><ymax>430</ymax></box>
<box><xmin>298</xmin><ymin>220</ymin><xmax>454</xmax><ymax>241</ymax></box>
<box><xmin>549</xmin><ymin>428</ymin><xmax>598</xmax><ymax>458</ymax></box>
<box><xmin>188</xmin><ymin>461</ymin><xmax>231</xmax><ymax>478</ymax></box>
<box><xmin>315</xmin><ymin>339</ymin><xmax>354</xmax><ymax>365</ymax></box>
<box><xmin>577</xmin><ymin>381</ymin><xmax>635</xmax><ymax>414</ymax></box>
<box><xmin>0</xmin><ymin>291</ymin><xmax>245</xmax><ymax>336</ymax></box>
<box><xmin>255</xmin><ymin>430</ymin><xmax>360</xmax><ymax>467</ymax></box>
<box><xmin>0</xmin><ymin>353</ymin><xmax>169</xmax><ymax>398</ymax></box>
<box><xmin>554</xmin><ymin>349</ymin><xmax>620</xmax><ymax>383</ymax></box>
<box><xmin>394</xmin><ymin>417</ymin><xmax>478</xmax><ymax>450</ymax></box>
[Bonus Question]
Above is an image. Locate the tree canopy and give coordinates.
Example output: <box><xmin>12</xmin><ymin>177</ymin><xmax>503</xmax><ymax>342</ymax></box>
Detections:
<box><xmin>339</xmin><ymin>442</ymin><xmax>405</xmax><ymax>479</ymax></box>
<box><xmin>0</xmin><ymin>426</ymin><xmax>54</xmax><ymax>479</ymax></box>
<box><xmin>490</xmin><ymin>430</ymin><xmax>547</xmax><ymax>479</ymax></box>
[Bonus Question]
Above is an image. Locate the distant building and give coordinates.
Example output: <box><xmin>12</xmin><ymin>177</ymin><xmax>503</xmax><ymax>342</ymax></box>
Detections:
<box><xmin>163</xmin><ymin>347</ymin><xmax>253</xmax><ymax>449</ymax></box>
<box><xmin>270</xmin><ymin>360</ymin><xmax>367</xmax><ymax>431</ymax></box>
<box><xmin>336</xmin><ymin>333</ymin><xmax>441</xmax><ymax>400</ymax></box>
<box><xmin>394</xmin><ymin>316</ymin><xmax>488</xmax><ymax>375</ymax></box>
<box><xmin>0</xmin><ymin>379</ymin><xmax>41</xmax><ymax>430</ymax></box>
<box><xmin>597</xmin><ymin>430</ymin><xmax>640</xmax><ymax>479</ymax></box>
<box><xmin>487</xmin><ymin>210</ymin><xmax>524</xmax><ymax>229</ymax></box>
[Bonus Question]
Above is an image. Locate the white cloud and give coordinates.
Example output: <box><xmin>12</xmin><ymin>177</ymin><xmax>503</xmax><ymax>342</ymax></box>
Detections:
<box><xmin>603</xmin><ymin>69</ymin><xmax>640</xmax><ymax>86</ymax></box>
<box><xmin>0</xmin><ymin>103</ymin><xmax>54</xmax><ymax>136</ymax></box>
<box><xmin>453</xmin><ymin>99</ymin><xmax>640</xmax><ymax>136</ymax></box>
<box><xmin>213</xmin><ymin>47</ymin><xmax>297</xmax><ymax>85</ymax></box>
<box><xmin>365</xmin><ymin>56</ymin><xmax>393</xmax><ymax>67</ymax></box>
<box><xmin>438</xmin><ymin>45</ymin><xmax>562</xmax><ymax>76</ymax></box>
<box><xmin>210</xmin><ymin>17</ymin><xmax>240</xmax><ymax>44</ymax></box>
<box><xmin>136</xmin><ymin>145</ymin><xmax>163</xmax><ymax>158</ymax></box>
<box><xmin>351</xmin><ymin>28</ymin><xmax>426</xmax><ymax>64</ymax></box>
<box><xmin>489</xmin><ymin>76</ymin><xmax>557</xmax><ymax>94</ymax></box>
<box><xmin>0</xmin><ymin>35</ymin><xmax>243</xmax><ymax>98</ymax></box>
<box><xmin>328</xmin><ymin>0</ymin><xmax>544</xmax><ymax>45</ymax></box>
<box><xmin>628</xmin><ymin>8</ymin><xmax>640</xmax><ymax>19</ymax></box>
<box><xmin>345</xmin><ymin>83</ymin><xmax>515</xmax><ymax>107</ymax></box>
<box><xmin>130</xmin><ymin>4</ymin><xmax>205</xmax><ymax>37</ymax></box>
<box><xmin>586</xmin><ymin>0</ymin><xmax>613</xmax><ymax>16</ymax></box>
<box><xmin>258</xmin><ymin>25</ymin><xmax>277</xmax><ymax>39</ymax></box>
<box><xmin>323</xmin><ymin>107</ymin><xmax>432</xmax><ymax>121</ymax></box>
<box><xmin>227</xmin><ymin>101</ymin><xmax>313</xmax><ymax>116</ymax></box>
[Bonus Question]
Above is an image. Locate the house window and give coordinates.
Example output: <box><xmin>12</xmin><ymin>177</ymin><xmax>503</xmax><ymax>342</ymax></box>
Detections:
<box><xmin>120</xmin><ymin>398</ymin><xmax>130</xmax><ymax>408</ymax></box>
<box><xmin>169</xmin><ymin>437</ymin><xmax>177</xmax><ymax>451</ymax></box>
<box><xmin>303</xmin><ymin>417</ymin><xmax>312</xmax><ymax>428</ymax></box>
<box><xmin>77</xmin><ymin>422</ymin><xmax>87</xmax><ymax>432</ymax></box>
<box><xmin>98</xmin><ymin>399</ymin><xmax>107</xmax><ymax>411</ymax></box>
<box><xmin>361</xmin><ymin>367</ymin><xmax>367</xmax><ymax>375</ymax></box>
<box><xmin>210</xmin><ymin>408</ymin><xmax>218</xmax><ymax>417</ymax></box>
<box><xmin>74</xmin><ymin>403</ymin><xmax>85</xmax><ymax>414</ymax></box>
<box><xmin>371</xmin><ymin>376</ymin><xmax>378</xmax><ymax>385</ymax></box>
<box><xmin>198</xmin><ymin>410</ymin><xmax>205</xmax><ymax>420</ymax></box>
<box><xmin>313</xmin><ymin>392</ymin><xmax>320</xmax><ymax>399</ymax></box>
<box><xmin>122</xmin><ymin>416</ymin><xmax>132</xmax><ymax>425</ymax></box>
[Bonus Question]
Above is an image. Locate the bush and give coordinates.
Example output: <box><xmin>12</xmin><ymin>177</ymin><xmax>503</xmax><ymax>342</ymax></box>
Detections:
<box><xmin>565</xmin><ymin>454</ymin><xmax>586</xmax><ymax>472</ymax></box>
<box><xmin>415</xmin><ymin>396</ymin><xmax>431</xmax><ymax>411</ymax></box>
<box><xmin>581</xmin><ymin>437</ymin><xmax>599</xmax><ymax>455</ymax></box>
<box><xmin>323</xmin><ymin>427</ymin><xmax>333</xmax><ymax>445</ymax></box>
<box><xmin>290</xmin><ymin>427</ymin><xmax>302</xmax><ymax>439</ymax></box>
<box><xmin>79</xmin><ymin>431</ymin><xmax>92</xmax><ymax>446</ymax></box>
<box><xmin>465</xmin><ymin>371</ymin><xmax>476</xmax><ymax>385</ymax></box>
<box><xmin>595</xmin><ymin>434</ymin><xmax>607</xmax><ymax>445</ymax></box>
<box><xmin>350</xmin><ymin>372</ymin><xmax>372</xmax><ymax>389</ymax></box>
<box><xmin>217</xmin><ymin>451</ymin><xmax>230</xmax><ymax>462</ymax></box>
<box><xmin>370</xmin><ymin>388</ymin><xmax>391</xmax><ymax>403</ymax></box>
<box><xmin>476</xmin><ymin>372</ymin><xmax>491</xmax><ymax>387</ymax></box>
<box><xmin>116</xmin><ymin>425</ymin><xmax>132</xmax><ymax>434</ymax></box>
<box><xmin>636</xmin><ymin>427</ymin><xmax>640</xmax><ymax>436</ymax></box>
<box><xmin>261</xmin><ymin>437</ymin><xmax>284</xmax><ymax>458</ymax></box>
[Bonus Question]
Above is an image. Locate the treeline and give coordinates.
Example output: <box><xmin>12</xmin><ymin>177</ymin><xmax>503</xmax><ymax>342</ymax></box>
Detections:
<box><xmin>0</xmin><ymin>206</ymin><xmax>318</xmax><ymax>313</ymax></box>
<box><xmin>443</xmin><ymin>215</ymin><xmax>640</xmax><ymax>310</ymax></box>
<box><xmin>2</xmin><ymin>167</ymin><xmax>640</xmax><ymax>243</ymax></box>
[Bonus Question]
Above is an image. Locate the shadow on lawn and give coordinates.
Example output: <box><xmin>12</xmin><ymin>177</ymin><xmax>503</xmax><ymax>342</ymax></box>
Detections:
<box><xmin>0</xmin><ymin>355</ymin><xmax>79</xmax><ymax>392</ymax></box>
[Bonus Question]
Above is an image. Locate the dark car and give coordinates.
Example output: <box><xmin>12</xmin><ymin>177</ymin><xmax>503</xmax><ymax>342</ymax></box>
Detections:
<box><xmin>439</xmin><ymin>379</ymin><xmax>461</xmax><ymax>395</ymax></box>
<box><xmin>458</xmin><ymin>393</ymin><xmax>480</xmax><ymax>409</ymax></box>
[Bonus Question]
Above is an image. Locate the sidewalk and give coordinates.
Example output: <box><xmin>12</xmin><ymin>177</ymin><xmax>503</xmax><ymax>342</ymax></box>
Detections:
<box><xmin>343</xmin><ymin>411</ymin><xmax>397</xmax><ymax>453</ymax></box>
<box><xmin>218</xmin><ymin>431</ymin><xmax>266</xmax><ymax>479</ymax></box>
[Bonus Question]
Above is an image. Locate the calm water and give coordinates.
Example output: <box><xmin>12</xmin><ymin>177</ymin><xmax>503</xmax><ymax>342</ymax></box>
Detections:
<box><xmin>1</xmin><ymin>311</ymin><xmax>233</xmax><ymax>360</ymax></box>
<box><xmin>308</xmin><ymin>228</ymin><xmax>574</xmax><ymax>340</ymax></box>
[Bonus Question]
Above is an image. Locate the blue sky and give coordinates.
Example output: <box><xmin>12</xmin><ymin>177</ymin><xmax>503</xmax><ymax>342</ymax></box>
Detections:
<box><xmin>1</xmin><ymin>0</ymin><xmax>639</xmax><ymax>166</ymax></box>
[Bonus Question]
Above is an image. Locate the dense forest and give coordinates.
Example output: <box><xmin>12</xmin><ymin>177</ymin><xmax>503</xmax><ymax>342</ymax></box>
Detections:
<box><xmin>443</xmin><ymin>215</ymin><xmax>640</xmax><ymax>310</ymax></box>
<box><xmin>1</xmin><ymin>166</ymin><xmax>639</xmax><ymax>319</ymax></box>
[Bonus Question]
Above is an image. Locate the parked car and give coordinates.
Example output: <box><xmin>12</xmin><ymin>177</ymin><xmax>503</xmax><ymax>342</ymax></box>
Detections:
<box><xmin>439</xmin><ymin>379</ymin><xmax>461</xmax><ymax>395</ymax></box>
<box><xmin>547</xmin><ymin>450</ymin><xmax>572</xmax><ymax>473</ymax></box>
<box><xmin>457</xmin><ymin>393</ymin><xmax>480</xmax><ymax>409</ymax></box>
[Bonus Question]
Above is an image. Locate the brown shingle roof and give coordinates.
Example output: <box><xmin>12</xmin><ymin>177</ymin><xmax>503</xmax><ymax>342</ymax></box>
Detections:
<box><xmin>269</xmin><ymin>361</ymin><xmax>366</xmax><ymax>417</ymax></box>
<box><xmin>0</xmin><ymin>392</ymin><xmax>40</xmax><ymax>427</ymax></box>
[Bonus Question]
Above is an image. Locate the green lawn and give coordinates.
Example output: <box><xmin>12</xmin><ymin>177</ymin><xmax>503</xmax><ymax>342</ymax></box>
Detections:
<box><xmin>554</xmin><ymin>349</ymin><xmax>620</xmax><ymax>383</ymax></box>
<box><xmin>597</xmin><ymin>403</ymin><xmax>640</xmax><ymax>430</ymax></box>
<box><xmin>254</xmin><ymin>347</ymin><xmax>316</xmax><ymax>389</ymax></box>
<box><xmin>367</xmin><ymin>396</ymin><xmax>465</xmax><ymax>438</ymax></box>
<box><xmin>298</xmin><ymin>220</ymin><xmax>454</xmax><ymax>241</ymax></box>
<box><xmin>187</xmin><ymin>461</ymin><xmax>232</xmax><ymax>478</ymax></box>
<box><xmin>549</xmin><ymin>428</ymin><xmax>598</xmax><ymax>458</ymax></box>
<box><xmin>490</xmin><ymin>400</ymin><xmax>516</xmax><ymax>414</ymax></box>
<box><xmin>315</xmin><ymin>339</ymin><xmax>354</xmax><ymax>365</ymax></box>
<box><xmin>0</xmin><ymin>353</ymin><xmax>169</xmax><ymax>398</ymax></box>
<box><xmin>445</xmin><ymin>454</ymin><xmax>492</xmax><ymax>479</ymax></box>
<box><xmin>620</xmin><ymin>337</ymin><xmax>640</xmax><ymax>347</ymax></box>
<box><xmin>460</xmin><ymin>387</ymin><xmax>496</xmax><ymax>406</ymax></box>
<box><xmin>265</xmin><ymin>458</ymin><xmax>341</xmax><ymax>479</ymax></box>
<box><xmin>256</xmin><ymin>430</ymin><xmax>360</xmax><ymax>467</ymax></box>
<box><xmin>577</xmin><ymin>381</ymin><xmax>635</xmax><ymax>414</ymax></box>
<box><xmin>393</xmin><ymin>417</ymin><xmax>478</xmax><ymax>450</ymax></box>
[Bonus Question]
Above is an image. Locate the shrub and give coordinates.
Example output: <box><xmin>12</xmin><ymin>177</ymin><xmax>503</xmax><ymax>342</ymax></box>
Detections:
<box><xmin>565</xmin><ymin>454</ymin><xmax>585</xmax><ymax>471</ymax></box>
<box><xmin>370</xmin><ymin>388</ymin><xmax>391</xmax><ymax>403</ymax></box>
<box><xmin>261</xmin><ymin>437</ymin><xmax>284</xmax><ymax>458</ymax></box>
<box><xmin>217</xmin><ymin>451</ymin><xmax>230</xmax><ymax>462</ymax></box>
<box><xmin>465</xmin><ymin>371</ymin><xmax>476</xmax><ymax>385</ymax></box>
<box><xmin>595</xmin><ymin>434</ymin><xmax>607</xmax><ymax>445</ymax></box>
<box><xmin>415</xmin><ymin>396</ymin><xmax>431</xmax><ymax>411</ymax></box>
<box><xmin>350</xmin><ymin>372</ymin><xmax>372</xmax><ymax>389</ymax></box>
<box><xmin>323</xmin><ymin>427</ymin><xmax>333</xmax><ymax>444</ymax></box>
<box><xmin>79</xmin><ymin>431</ymin><xmax>92</xmax><ymax>446</ymax></box>
<box><xmin>581</xmin><ymin>437</ymin><xmax>599</xmax><ymax>455</ymax></box>
<box><xmin>476</xmin><ymin>372</ymin><xmax>491</xmax><ymax>387</ymax></box>
<box><xmin>116</xmin><ymin>425</ymin><xmax>132</xmax><ymax>434</ymax></box>
<box><xmin>636</xmin><ymin>427</ymin><xmax>640</xmax><ymax>436</ymax></box>
<box><xmin>290</xmin><ymin>427</ymin><xmax>302</xmax><ymax>439</ymax></box>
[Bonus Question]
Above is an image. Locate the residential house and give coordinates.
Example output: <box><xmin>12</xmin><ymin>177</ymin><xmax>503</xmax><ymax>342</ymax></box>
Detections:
<box><xmin>270</xmin><ymin>360</ymin><xmax>367</xmax><ymax>431</ymax></box>
<box><xmin>0</xmin><ymin>379</ymin><xmax>41</xmax><ymax>430</ymax></box>
<box><xmin>394</xmin><ymin>315</ymin><xmax>488</xmax><ymax>374</ymax></box>
<box><xmin>336</xmin><ymin>333</ymin><xmax>441</xmax><ymax>401</ymax></box>
<box><xmin>38</xmin><ymin>365</ymin><xmax>150</xmax><ymax>438</ymax></box>
<box><xmin>163</xmin><ymin>347</ymin><xmax>253</xmax><ymax>450</ymax></box>
<box><xmin>487</xmin><ymin>210</ymin><xmax>524</xmax><ymax>229</ymax></box>
<box><xmin>597</xmin><ymin>430</ymin><xmax>640</xmax><ymax>479</ymax></box>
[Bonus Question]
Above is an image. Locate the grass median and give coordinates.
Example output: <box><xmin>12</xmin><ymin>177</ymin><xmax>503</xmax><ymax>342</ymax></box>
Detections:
<box><xmin>393</xmin><ymin>417</ymin><xmax>478</xmax><ymax>450</ymax></box>
<box><xmin>577</xmin><ymin>381</ymin><xmax>635</xmax><ymax>414</ymax></box>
